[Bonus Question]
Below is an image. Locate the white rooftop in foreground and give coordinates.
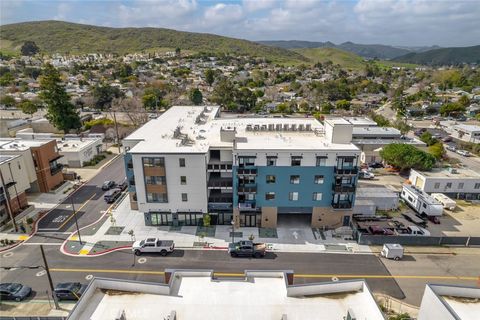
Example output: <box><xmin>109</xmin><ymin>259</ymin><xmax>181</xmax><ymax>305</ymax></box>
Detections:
<box><xmin>68</xmin><ymin>271</ymin><xmax>384</xmax><ymax>320</ymax></box>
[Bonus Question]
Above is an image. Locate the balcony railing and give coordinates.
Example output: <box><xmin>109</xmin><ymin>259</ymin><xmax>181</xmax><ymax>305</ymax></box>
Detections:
<box><xmin>331</xmin><ymin>201</ymin><xmax>353</xmax><ymax>209</ymax></box>
<box><xmin>237</xmin><ymin>168</ymin><xmax>257</xmax><ymax>175</ymax></box>
<box><xmin>238</xmin><ymin>202</ymin><xmax>257</xmax><ymax>211</ymax></box>
<box><xmin>332</xmin><ymin>184</ymin><xmax>356</xmax><ymax>193</ymax></box>
<box><xmin>208</xmin><ymin>178</ymin><xmax>233</xmax><ymax>188</ymax></box>
<box><xmin>334</xmin><ymin>167</ymin><xmax>358</xmax><ymax>175</ymax></box>
<box><xmin>207</xmin><ymin>164</ymin><xmax>233</xmax><ymax>171</ymax></box>
<box><xmin>50</xmin><ymin>164</ymin><xmax>64</xmax><ymax>175</ymax></box>
<box><xmin>208</xmin><ymin>193</ymin><xmax>233</xmax><ymax>203</ymax></box>
<box><xmin>237</xmin><ymin>185</ymin><xmax>257</xmax><ymax>193</ymax></box>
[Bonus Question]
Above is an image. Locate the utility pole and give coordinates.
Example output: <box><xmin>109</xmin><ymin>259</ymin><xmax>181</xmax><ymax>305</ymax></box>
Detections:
<box><xmin>113</xmin><ymin>110</ymin><xmax>121</xmax><ymax>154</ymax></box>
<box><xmin>71</xmin><ymin>196</ymin><xmax>83</xmax><ymax>245</ymax></box>
<box><xmin>40</xmin><ymin>245</ymin><xmax>60</xmax><ymax>310</ymax></box>
<box><xmin>7</xmin><ymin>163</ymin><xmax>22</xmax><ymax>213</ymax></box>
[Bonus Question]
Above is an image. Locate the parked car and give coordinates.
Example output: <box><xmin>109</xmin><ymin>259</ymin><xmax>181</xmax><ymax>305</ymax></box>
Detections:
<box><xmin>397</xmin><ymin>225</ymin><xmax>431</xmax><ymax>236</ymax></box>
<box><xmin>445</xmin><ymin>144</ymin><xmax>457</xmax><ymax>152</ymax></box>
<box><xmin>228</xmin><ymin>240</ymin><xmax>266</xmax><ymax>258</ymax></box>
<box><xmin>118</xmin><ymin>178</ymin><xmax>128</xmax><ymax>191</ymax></box>
<box><xmin>368</xmin><ymin>226</ymin><xmax>394</xmax><ymax>235</ymax></box>
<box><xmin>104</xmin><ymin>188</ymin><xmax>122</xmax><ymax>203</ymax></box>
<box><xmin>368</xmin><ymin>162</ymin><xmax>384</xmax><ymax>169</ymax></box>
<box><xmin>54</xmin><ymin>282</ymin><xmax>87</xmax><ymax>300</ymax></box>
<box><xmin>102</xmin><ymin>180</ymin><xmax>115</xmax><ymax>191</ymax></box>
<box><xmin>442</xmin><ymin>136</ymin><xmax>453</xmax><ymax>142</ymax></box>
<box><xmin>428</xmin><ymin>216</ymin><xmax>441</xmax><ymax>224</ymax></box>
<box><xmin>132</xmin><ymin>238</ymin><xmax>175</xmax><ymax>256</ymax></box>
<box><xmin>0</xmin><ymin>283</ymin><xmax>32</xmax><ymax>301</ymax></box>
<box><xmin>359</xmin><ymin>171</ymin><xmax>375</xmax><ymax>180</ymax></box>
<box><xmin>456</xmin><ymin>150</ymin><xmax>471</xmax><ymax>157</ymax></box>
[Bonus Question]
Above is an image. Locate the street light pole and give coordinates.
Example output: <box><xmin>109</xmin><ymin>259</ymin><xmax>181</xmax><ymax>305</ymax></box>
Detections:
<box><xmin>40</xmin><ymin>245</ymin><xmax>60</xmax><ymax>310</ymax></box>
<box><xmin>70</xmin><ymin>196</ymin><xmax>83</xmax><ymax>245</ymax></box>
<box><xmin>231</xmin><ymin>219</ymin><xmax>235</xmax><ymax>244</ymax></box>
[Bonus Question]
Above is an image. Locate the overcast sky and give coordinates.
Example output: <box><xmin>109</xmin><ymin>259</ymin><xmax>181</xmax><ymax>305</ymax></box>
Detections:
<box><xmin>1</xmin><ymin>0</ymin><xmax>479</xmax><ymax>47</ymax></box>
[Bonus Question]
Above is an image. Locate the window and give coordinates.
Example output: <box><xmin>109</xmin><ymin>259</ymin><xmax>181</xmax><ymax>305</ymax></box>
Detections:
<box><xmin>458</xmin><ymin>182</ymin><xmax>464</xmax><ymax>189</ymax></box>
<box><xmin>180</xmin><ymin>176</ymin><xmax>187</xmax><ymax>185</ymax></box>
<box><xmin>145</xmin><ymin>176</ymin><xmax>166</xmax><ymax>185</ymax></box>
<box><xmin>266</xmin><ymin>175</ymin><xmax>276</xmax><ymax>184</ymax></box>
<box><xmin>238</xmin><ymin>156</ymin><xmax>256</xmax><ymax>166</ymax></box>
<box><xmin>434</xmin><ymin>182</ymin><xmax>440</xmax><ymax>189</ymax></box>
<box><xmin>475</xmin><ymin>183</ymin><xmax>480</xmax><ymax>189</ymax></box>
<box><xmin>316</xmin><ymin>156</ymin><xmax>327</xmax><ymax>166</ymax></box>
<box><xmin>181</xmin><ymin>193</ymin><xmax>188</xmax><ymax>202</ymax></box>
<box><xmin>289</xmin><ymin>192</ymin><xmax>298</xmax><ymax>201</ymax></box>
<box><xmin>446</xmin><ymin>182</ymin><xmax>452</xmax><ymax>189</ymax></box>
<box><xmin>291</xmin><ymin>156</ymin><xmax>302</xmax><ymax>166</ymax></box>
<box><xmin>146</xmin><ymin>192</ymin><xmax>168</xmax><ymax>203</ymax></box>
<box><xmin>143</xmin><ymin>157</ymin><xmax>165</xmax><ymax>167</ymax></box>
<box><xmin>313</xmin><ymin>192</ymin><xmax>323</xmax><ymax>201</ymax></box>
<box><xmin>423</xmin><ymin>203</ymin><xmax>427</xmax><ymax>208</ymax></box>
<box><xmin>265</xmin><ymin>192</ymin><xmax>275</xmax><ymax>200</ymax></box>
<box><xmin>290</xmin><ymin>175</ymin><xmax>300</xmax><ymax>184</ymax></box>
<box><xmin>266</xmin><ymin>156</ymin><xmax>277</xmax><ymax>166</ymax></box>
<box><xmin>179</xmin><ymin>158</ymin><xmax>185</xmax><ymax>167</ymax></box>
<box><xmin>314</xmin><ymin>175</ymin><xmax>324</xmax><ymax>184</ymax></box>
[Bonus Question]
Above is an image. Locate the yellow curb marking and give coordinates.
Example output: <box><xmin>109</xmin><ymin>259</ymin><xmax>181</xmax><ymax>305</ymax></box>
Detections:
<box><xmin>18</xmin><ymin>235</ymin><xmax>28</xmax><ymax>241</ymax></box>
<box><xmin>79</xmin><ymin>249</ymin><xmax>90</xmax><ymax>255</ymax></box>
<box><xmin>70</xmin><ymin>236</ymin><xmax>78</xmax><ymax>241</ymax></box>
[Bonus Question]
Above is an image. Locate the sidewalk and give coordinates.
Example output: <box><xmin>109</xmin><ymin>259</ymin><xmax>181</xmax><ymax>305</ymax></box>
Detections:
<box><xmin>63</xmin><ymin>196</ymin><xmax>372</xmax><ymax>256</ymax></box>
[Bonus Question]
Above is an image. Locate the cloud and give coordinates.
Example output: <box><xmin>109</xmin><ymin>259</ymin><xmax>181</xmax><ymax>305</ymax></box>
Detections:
<box><xmin>242</xmin><ymin>0</ymin><xmax>276</xmax><ymax>12</ymax></box>
<box><xmin>53</xmin><ymin>2</ymin><xmax>71</xmax><ymax>21</ymax></box>
<box><xmin>204</xmin><ymin>3</ymin><xmax>244</xmax><ymax>26</ymax></box>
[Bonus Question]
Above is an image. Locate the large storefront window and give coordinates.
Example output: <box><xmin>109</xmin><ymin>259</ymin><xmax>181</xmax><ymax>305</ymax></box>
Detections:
<box><xmin>150</xmin><ymin>212</ymin><xmax>171</xmax><ymax>226</ymax></box>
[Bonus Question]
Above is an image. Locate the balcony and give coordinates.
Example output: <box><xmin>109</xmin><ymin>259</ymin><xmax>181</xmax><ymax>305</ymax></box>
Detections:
<box><xmin>237</xmin><ymin>168</ymin><xmax>257</xmax><ymax>176</ymax></box>
<box><xmin>208</xmin><ymin>193</ymin><xmax>233</xmax><ymax>203</ymax></box>
<box><xmin>334</xmin><ymin>167</ymin><xmax>358</xmax><ymax>175</ymax></box>
<box><xmin>207</xmin><ymin>163</ymin><xmax>233</xmax><ymax>172</ymax></box>
<box><xmin>237</xmin><ymin>185</ymin><xmax>257</xmax><ymax>194</ymax></box>
<box><xmin>332</xmin><ymin>183</ymin><xmax>356</xmax><ymax>193</ymax></box>
<box><xmin>208</xmin><ymin>178</ymin><xmax>233</xmax><ymax>189</ymax></box>
<box><xmin>331</xmin><ymin>200</ymin><xmax>353</xmax><ymax>209</ymax></box>
<box><xmin>238</xmin><ymin>201</ymin><xmax>257</xmax><ymax>211</ymax></box>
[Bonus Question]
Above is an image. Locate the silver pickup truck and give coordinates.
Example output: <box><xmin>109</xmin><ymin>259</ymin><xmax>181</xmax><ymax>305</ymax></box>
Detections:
<box><xmin>132</xmin><ymin>238</ymin><xmax>175</xmax><ymax>256</ymax></box>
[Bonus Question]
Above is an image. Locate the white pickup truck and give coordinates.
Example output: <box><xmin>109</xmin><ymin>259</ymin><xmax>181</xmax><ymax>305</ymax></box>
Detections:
<box><xmin>132</xmin><ymin>238</ymin><xmax>175</xmax><ymax>256</ymax></box>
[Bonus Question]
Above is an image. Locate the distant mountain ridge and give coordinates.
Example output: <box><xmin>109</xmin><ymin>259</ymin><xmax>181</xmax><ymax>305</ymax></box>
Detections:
<box><xmin>0</xmin><ymin>20</ymin><xmax>306</xmax><ymax>63</ymax></box>
<box><xmin>259</xmin><ymin>40</ymin><xmax>440</xmax><ymax>59</ymax></box>
<box><xmin>392</xmin><ymin>45</ymin><xmax>480</xmax><ymax>66</ymax></box>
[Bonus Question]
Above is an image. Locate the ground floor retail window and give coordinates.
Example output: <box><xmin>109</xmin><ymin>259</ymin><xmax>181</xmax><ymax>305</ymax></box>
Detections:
<box><xmin>240</xmin><ymin>213</ymin><xmax>258</xmax><ymax>227</ymax></box>
<box><xmin>150</xmin><ymin>212</ymin><xmax>172</xmax><ymax>226</ymax></box>
<box><xmin>209</xmin><ymin>212</ymin><xmax>233</xmax><ymax>225</ymax></box>
<box><xmin>177</xmin><ymin>212</ymin><xmax>203</xmax><ymax>226</ymax></box>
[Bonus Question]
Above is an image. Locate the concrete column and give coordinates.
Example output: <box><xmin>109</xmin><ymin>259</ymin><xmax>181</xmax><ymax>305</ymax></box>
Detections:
<box><xmin>261</xmin><ymin>207</ymin><xmax>277</xmax><ymax>228</ymax></box>
<box><xmin>233</xmin><ymin>208</ymin><xmax>240</xmax><ymax>228</ymax></box>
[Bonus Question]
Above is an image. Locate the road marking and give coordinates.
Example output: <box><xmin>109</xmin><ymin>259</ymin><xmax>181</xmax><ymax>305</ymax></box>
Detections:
<box><xmin>79</xmin><ymin>249</ymin><xmax>90</xmax><ymax>255</ymax></box>
<box><xmin>57</xmin><ymin>193</ymin><xmax>97</xmax><ymax>230</ymax></box>
<box><xmin>36</xmin><ymin>270</ymin><xmax>46</xmax><ymax>277</ymax></box>
<box><xmin>3</xmin><ymin>252</ymin><xmax>14</xmax><ymax>258</ymax></box>
<box><xmin>18</xmin><ymin>235</ymin><xmax>28</xmax><ymax>240</ymax></box>
<box><xmin>70</xmin><ymin>236</ymin><xmax>79</xmax><ymax>241</ymax></box>
<box><xmin>23</xmin><ymin>243</ymin><xmax>63</xmax><ymax>246</ymax></box>
<box><xmin>48</xmin><ymin>268</ymin><xmax>479</xmax><ymax>281</ymax></box>
<box><xmin>138</xmin><ymin>258</ymin><xmax>147</xmax><ymax>264</ymax></box>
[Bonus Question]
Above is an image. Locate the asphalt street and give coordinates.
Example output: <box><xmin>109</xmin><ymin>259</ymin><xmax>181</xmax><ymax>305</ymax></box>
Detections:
<box><xmin>34</xmin><ymin>155</ymin><xmax>126</xmax><ymax>234</ymax></box>
<box><xmin>1</xmin><ymin>245</ymin><xmax>405</xmax><ymax>302</ymax></box>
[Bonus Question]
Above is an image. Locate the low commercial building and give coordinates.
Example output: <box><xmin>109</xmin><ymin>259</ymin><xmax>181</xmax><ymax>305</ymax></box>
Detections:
<box><xmin>0</xmin><ymin>139</ymin><xmax>64</xmax><ymax>193</ymax></box>
<box><xmin>67</xmin><ymin>270</ymin><xmax>385</xmax><ymax>320</ymax></box>
<box><xmin>124</xmin><ymin>106</ymin><xmax>360</xmax><ymax>228</ymax></box>
<box><xmin>409</xmin><ymin>168</ymin><xmax>480</xmax><ymax>200</ymax></box>
<box><xmin>418</xmin><ymin>284</ymin><xmax>480</xmax><ymax>320</ymax></box>
<box><xmin>449</xmin><ymin>124</ymin><xmax>480</xmax><ymax>143</ymax></box>
<box><xmin>0</xmin><ymin>155</ymin><xmax>30</xmax><ymax>226</ymax></box>
<box><xmin>56</xmin><ymin>138</ymin><xmax>104</xmax><ymax>167</ymax></box>
<box><xmin>354</xmin><ymin>187</ymin><xmax>399</xmax><ymax>216</ymax></box>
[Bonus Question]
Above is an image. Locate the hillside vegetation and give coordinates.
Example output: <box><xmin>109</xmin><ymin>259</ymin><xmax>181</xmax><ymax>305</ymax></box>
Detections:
<box><xmin>0</xmin><ymin>21</ymin><xmax>306</xmax><ymax>63</ymax></box>
<box><xmin>393</xmin><ymin>45</ymin><xmax>480</xmax><ymax>66</ymax></box>
<box><xmin>292</xmin><ymin>47</ymin><xmax>366</xmax><ymax>70</ymax></box>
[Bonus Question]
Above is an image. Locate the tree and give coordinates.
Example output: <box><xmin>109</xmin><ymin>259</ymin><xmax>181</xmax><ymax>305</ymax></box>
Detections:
<box><xmin>428</xmin><ymin>142</ymin><xmax>445</xmax><ymax>160</ymax></box>
<box><xmin>370</xmin><ymin>113</ymin><xmax>391</xmax><ymax>127</ymax></box>
<box><xmin>440</xmin><ymin>102</ymin><xmax>465</xmax><ymax>117</ymax></box>
<box><xmin>0</xmin><ymin>95</ymin><xmax>16</xmax><ymax>108</ymax></box>
<box><xmin>20</xmin><ymin>41</ymin><xmax>40</xmax><ymax>56</ymax></box>
<box><xmin>39</xmin><ymin>64</ymin><xmax>81</xmax><ymax>133</ymax></box>
<box><xmin>142</xmin><ymin>87</ymin><xmax>166</xmax><ymax>110</ymax></box>
<box><xmin>380</xmin><ymin>143</ymin><xmax>436</xmax><ymax>171</ymax></box>
<box><xmin>420</xmin><ymin>131</ymin><xmax>437</xmax><ymax>146</ymax></box>
<box><xmin>392</xmin><ymin>119</ymin><xmax>411</xmax><ymax>135</ymax></box>
<box><xmin>93</xmin><ymin>84</ymin><xmax>123</xmax><ymax>110</ymax></box>
<box><xmin>0</xmin><ymin>72</ymin><xmax>14</xmax><ymax>86</ymax></box>
<box><xmin>458</xmin><ymin>95</ymin><xmax>470</xmax><ymax>108</ymax></box>
<box><xmin>336</xmin><ymin>99</ymin><xmax>351</xmax><ymax>110</ymax></box>
<box><xmin>18</xmin><ymin>100</ymin><xmax>38</xmax><ymax>116</ymax></box>
<box><xmin>205</xmin><ymin>69</ymin><xmax>215</xmax><ymax>86</ymax></box>
<box><xmin>175</xmin><ymin>47</ymin><xmax>181</xmax><ymax>56</ymax></box>
<box><xmin>236</xmin><ymin>87</ymin><xmax>256</xmax><ymax>111</ymax></box>
<box><xmin>189</xmin><ymin>88</ymin><xmax>203</xmax><ymax>105</ymax></box>
<box><xmin>211</xmin><ymin>78</ymin><xmax>237</xmax><ymax>107</ymax></box>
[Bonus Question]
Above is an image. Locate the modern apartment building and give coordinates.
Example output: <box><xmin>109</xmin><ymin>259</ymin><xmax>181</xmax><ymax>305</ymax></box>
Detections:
<box><xmin>124</xmin><ymin>106</ymin><xmax>360</xmax><ymax>228</ymax></box>
<box><xmin>0</xmin><ymin>139</ymin><xmax>64</xmax><ymax>192</ymax></box>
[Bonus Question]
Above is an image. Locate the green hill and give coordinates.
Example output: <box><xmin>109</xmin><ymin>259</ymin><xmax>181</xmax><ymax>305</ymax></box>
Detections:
<box><xmin>392</xmin><ymin>45</ymin><xmax>480</xmax><ymax>66</ymax></box>
<box><xmin>292</xmin><ymin>47</ymin><xmax>366</xmax><ymax>70</ymax></box>
<box><xmin>0</xmin><ymin>20</ymin><xmax>306</xmax><ymax>63</ymax></box>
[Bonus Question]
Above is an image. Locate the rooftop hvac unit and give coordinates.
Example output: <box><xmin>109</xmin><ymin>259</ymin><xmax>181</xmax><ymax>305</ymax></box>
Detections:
<box><xmin>268</xmin><ymin>124</ymin><xmax>275</xmax><ymax>131</ymax></box>
<box><xmin>246</xmin><ymin>124</ymin><xmax>253</xmax><ymax>131</ymax></box>
<box><xmin>283</xmin><ymin>123</ymin><xmax>289</xmax><ymax>131</ymax></box>
<box><xmin>261</xmin><ymin>125</ymin><xmax>267</xmax><ymax>131</ymax></box>
<box><xmin>305</xmin><ymin>124</ymin><xmax>312</xmax><ymax>131</ymax></box>
<box><xmin>275</xmin><ymin>124</ymin><xmax>282</xmax><ymax>131</ymax></box>
<box><xmin>291</xmin><ymin>124</ymin><xmax>297</xmax><ymax>131</ymax></box>
<box><xmin>298</xmin><ymin>124</ymin><xmax>305</xmax><ymax>131</ymax></box>
<box><xmin>254</xmin><ymin>125</ymin><xmax>260</xmax><ymax>131</ymax></box>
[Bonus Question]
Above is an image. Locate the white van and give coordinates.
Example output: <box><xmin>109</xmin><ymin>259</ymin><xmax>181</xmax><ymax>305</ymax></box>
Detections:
<box><xmin>431</xmin><ymin>193</ymin><xmax>456</xmax><ymax>210</ymax></box>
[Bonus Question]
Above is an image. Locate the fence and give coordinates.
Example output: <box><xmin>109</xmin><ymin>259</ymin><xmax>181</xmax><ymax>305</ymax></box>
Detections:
<box><xmin>357</xmin><ymin>233</ymin><xmax>480</xmax><ymax>246</ymax></box>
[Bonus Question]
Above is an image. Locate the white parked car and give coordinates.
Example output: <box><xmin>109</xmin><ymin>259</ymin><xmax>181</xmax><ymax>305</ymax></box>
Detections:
<box><xmin>456</xmin><ymin>150</ymin><xmax>471</xmax><ymax>157</ymax></box>
<box><xmin>359</xmin><ymin>170</ymin><xmax>375</xmax><ymax>180</ymax></box>
<box><xmin>132</xmin><ymin>238</ymin><xmax>175</xmax><ymax>256</ymax></box>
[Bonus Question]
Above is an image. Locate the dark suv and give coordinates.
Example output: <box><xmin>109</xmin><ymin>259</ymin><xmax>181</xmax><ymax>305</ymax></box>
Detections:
<box><xmin>54</xmin><ymin>282</ymin><xmax>87</xmax><ymax>300</ymax></box>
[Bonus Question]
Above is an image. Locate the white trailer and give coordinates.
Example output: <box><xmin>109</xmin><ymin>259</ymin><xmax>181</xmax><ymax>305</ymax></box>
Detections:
<box><xmin>381</xmin><ymin>244</ymin><xmax>404</xmax><ymax>260</ymax></box>
<box><xmin>401</xmin><ymin>185</ymin><xmax>443</xmax><ymax>217</ymax></box>
<box><xmin>431</xmin><ymin>193</ymin><xmax>456</xmax><ymax>210</ymax></box>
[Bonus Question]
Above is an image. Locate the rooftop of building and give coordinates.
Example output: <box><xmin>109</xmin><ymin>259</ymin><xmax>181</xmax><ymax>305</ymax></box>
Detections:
<box><xmin>0</xmin><ymin>138</ymin><xmax>53</xmax><ymax>151</ymax></box>
<box><xmin>0</xmin><ymin>154</ymin><xmax>19</xmax><ymax>165</ymax></box>
<box><xmin>452</xmin><ymin>124</ymin><xmax>480</xmax><ymax>132</ymax></box>
<box><xmin>344</xmin><ymin>117</ymin><xmax>378</xmax><ymax>127</ymax></box>
<box><xmin>412</xmin><ymin>167</ymin><xmax>480</xmax><ymax>179</ymax></box>
<box><xmin>352</xmin><ymin>126</ymin><xmax>401</xmax><ymax>136</ymax></box>
<box><xmin>356</xmin><ymin>187</ymin><xmax>399</xmax><ymax>198</ymax></box>
<box><xmin>423</xmin><ymin>284</ymin><xmax>480</xmax><ymax>319</ymax></box>
<box><xmin>67</xmin><ymin>271</ymin><xmax>384</xmax><ymax>320</ymax></box>
<box><xmin>126</xmin><ymin>106</ymin><xmax>359</xmax><ymax>154</ymax></box>
<box><xmin>57</xmin><ymin>138</ymin><xmax>102</xmax><ymax>153</ymax></box>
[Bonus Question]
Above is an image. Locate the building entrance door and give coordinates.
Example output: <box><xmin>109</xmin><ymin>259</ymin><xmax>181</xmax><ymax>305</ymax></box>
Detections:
<box><xmin>243</xmin><ymin>213</ymin><xmax>257</xmax><ymax>227</ymax></box>
<box><xmin>150</xmin><ymin>212</ymin><xmax>171</xmax><ymax>226</ymax></box>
